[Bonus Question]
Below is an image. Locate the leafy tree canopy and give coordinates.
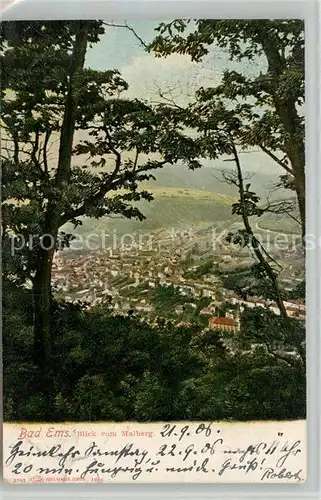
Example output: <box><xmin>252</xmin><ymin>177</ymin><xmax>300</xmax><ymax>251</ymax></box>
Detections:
<box><xmin>148</xmin><ymin>19</ymin><xmax>305</xmax><ymax>237</ymax></box>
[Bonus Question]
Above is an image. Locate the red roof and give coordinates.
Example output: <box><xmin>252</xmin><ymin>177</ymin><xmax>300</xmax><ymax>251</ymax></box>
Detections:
<box><xmin>209</xmin><ymin>317</ymin><xmax>237</xmax><ymax>326</ymax></box>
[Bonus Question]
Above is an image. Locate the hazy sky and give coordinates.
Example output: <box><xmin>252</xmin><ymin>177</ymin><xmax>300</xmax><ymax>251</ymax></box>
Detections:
<box><xmin>85</xmin><ymin>20</ymin><xmax>282</xmax><ymax>177</ymax></box>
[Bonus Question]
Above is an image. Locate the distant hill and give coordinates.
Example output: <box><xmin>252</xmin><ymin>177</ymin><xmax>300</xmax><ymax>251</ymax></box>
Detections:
<box><xmin>144</xmin><ymin>163</ymin><xmax>286</xmax><ymax>200</ymax></box>
<box><xmin>64</xmin><ymin>187</ymin><xmax>238</xmax><ymax>247</ymax></box>
<box><xmin>62</xmin><ymin>161</ymin><xmax>294</xmax><ymax>252</ymax></box>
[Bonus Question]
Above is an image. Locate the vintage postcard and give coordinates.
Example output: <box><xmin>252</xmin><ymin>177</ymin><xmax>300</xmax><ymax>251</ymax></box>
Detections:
<box><xmin>1</xmin><ymin>19</ymin><xmax>306</xmax><ymax>483</ymax></box>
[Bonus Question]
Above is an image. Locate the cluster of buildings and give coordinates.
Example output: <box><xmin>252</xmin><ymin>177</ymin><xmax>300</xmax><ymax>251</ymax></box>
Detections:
<box><xmin>51</xmin><ymin>246</ymin><xmax>222</xmax><ymax>306</ymax></box>
<box><xmin>51</xmin><ymin>239</ymin><xmax>305</xmax><ymax>334</ymax></box>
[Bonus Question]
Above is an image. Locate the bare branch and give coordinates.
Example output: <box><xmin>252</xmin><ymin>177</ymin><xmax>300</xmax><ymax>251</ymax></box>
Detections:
<box><xmin>259</xmin><ymin>144</ymin><xmax>294</xmax><ymax>174</ymax></box>
<box><xmin>43</xmin><ymin>129</ymin><xmax>52</xmax><ymax>177</ymax></box>
<box><xmin>30</xmin><ymin>128</ymin><xmax>47</xmax><ymax>181</ymax></box>
<box><xmin>263</xmin><ymin>196</ymin><xmax>301</xmax><ymax>226</ymax></box>
<box><xmin>220</xmin><ymin>170</ymin><xmax>238</xmax><ymax>186</ymax></box>
<box><xmin>103</xmin><ymin>21</ymin><xmax>147</xmax><ymax>48</ymax></box>
<box><xmin>1</xmin><ymin>125</ymin><xmax>20</xmax><ymax>164</ymax></box>
<box><xmin>151</xmin><ymin>82</ymin><xmax>185</xmax><ymax>110</ymax></box>
<box><xmin>133</xmin><ymin>149</ymin><xmax>139</xmax><ymax>172</ymax></box>
<box><xmin>13</xmin><ymin>133</ymin><xmax>19</xmax><ymax>164</ymax></box>
<box><xmin>217</xmin><ymin>167</ymin><xmax>252</xmax><ymax>187</ymax></box>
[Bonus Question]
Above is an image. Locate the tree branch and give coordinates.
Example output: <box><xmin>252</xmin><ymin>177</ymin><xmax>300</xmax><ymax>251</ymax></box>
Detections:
<box><xmin>60</xmin><ymin>138</ymin><xmax>122</xmax><ymax>225</ymax></box>
<box><xmin>259</xmin><ymin>144</ymin><xmax>294</xmax><ymax>174</ymax></box>
<box><xmin>263</xmin><ymin>197</ymin><xmax>301</xmax><ymax>226</ymax></box>
<box><xmin>55</xmin><ymin>21</ymin><xmax>89</xmax><ymax>187</ymax></box>
<box><xmin>103</xmin><ymin>21</ymin><xmax>147</xmax><ymax>48</ymax></box>
<box><xmin>30</xmin><ymin>128</ymin><xmax>47</xmax><ymax>181</ymax></box>
<box><xmin>43</xmin><ymin>129</ymin><xmax>52</xmax><ymax>177</ymax></box>
<box><xmin>229</xmin><ymin>137</ymin><xmax>288</xmax><ymax>320</ymax></box>
<box><xmin>151</xmin><ymin>82</ymin><xmax>185</xmax><ymax>110</ymax></box>
<box><xmin>133</xmin><ymin>148</ymin><xmax>139</xmax><ymax>172</ymax></box>
<box><xmin>13</xmin><ymin>133</ymin><xmax>19</xmax><ymax>165</ymax></box>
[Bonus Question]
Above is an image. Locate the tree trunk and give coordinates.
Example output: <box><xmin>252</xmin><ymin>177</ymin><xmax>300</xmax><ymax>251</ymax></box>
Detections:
<box><xmin>231</xmin><ymin>140</ymin><xmax>305</xmax><ymax>368</ymax></box>
<box><xmin>56</xmin><ymin>21</ymin><xmax>89</xmax><ymax>186</ymax></box>
<box><xmin>32</xmin><ymin>22</ymin><xmax>89</xmax><ymax>387</ymax></box>
<box><xmin>260</xmin><ymin>34</ymin><xmax>306</xmax><ymax>243</ymax></box>
<box><xmin>291</xmin><ymin>155</ymin><xmax>306</xmax><ymax>244</ymax></box>
<box><xmin>32</xmin><ymin>245</ymin><xmax>55</xmax><ymax>408</ymax></box>
<box><xmin>272</xmin><ymin>98</ymin><xmax>306</xmax><ymax>243</ymax></box>
<box><xmin>231</xmin><ymin>141</ymin><xmax>288</xmax><ymax>320</ymax></box>
<box><xmin>33</xmin><ymin>250</ymin><xmax>53</xmax><ymax>363</ymax></box>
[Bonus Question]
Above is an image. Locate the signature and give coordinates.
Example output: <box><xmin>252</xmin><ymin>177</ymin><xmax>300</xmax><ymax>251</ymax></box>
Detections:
<box><xmin>261</xmin><ymin>467</ymin><xmax>303</xmax><ymax>482</ymax></box>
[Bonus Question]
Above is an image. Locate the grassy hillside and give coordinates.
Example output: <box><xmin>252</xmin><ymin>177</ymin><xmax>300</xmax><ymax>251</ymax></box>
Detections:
<box><xmin>63</xmin><ymin>187</ymin><xmax>238</xmax><ymax>245</ymax></box>
<box><xmin>144</xmin><ymin>163</ymin><xmax>287</xmax><ymax>199</ymax></box>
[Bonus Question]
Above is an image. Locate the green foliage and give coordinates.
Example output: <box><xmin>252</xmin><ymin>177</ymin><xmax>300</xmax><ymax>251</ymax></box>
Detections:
<box><xmin>3</xmin><ymin>285</ymin><xmax>306</xmax><ymax>422</ymax></box>
<box><xmin>239</xmin><ymin>307</ymin><xmax>305</xmax><ymax>350</ymax></box>
<box><xmin>231</xmin><ymin>188</ymin><xmax>264</xmax><ymax>218</ymax></box>
<box><xmin>150</xmin><ymin>284</ymin><xmax>194</xmax><ymax>315</ymax></box>
<box><xmin>219</xmin><ymin>267</ymin><xmax>287</xmax><ymax>301</ymax></box>
<box><xmin>2</xmin><ymin>20</ymin><xmax>306</xmax><ymax>425</ymax></box>
<box><xmin>149</xmin><ymin>19</ymin><xmax>305</xmax><ymax>235</ymax></box>
<box><xmin>193</xmin><ymin>353</ymin><xmax>305</xmax><ymax>421</ymax></box>
<box><xmin>1</xmin><ymin>20</ymin><xmax>210</xmax><ymax>285</ymax></box>
<box><xmin>287</xmin><ymin>279</ymin><xmax>305</xmax><ymax>300</ymax></box>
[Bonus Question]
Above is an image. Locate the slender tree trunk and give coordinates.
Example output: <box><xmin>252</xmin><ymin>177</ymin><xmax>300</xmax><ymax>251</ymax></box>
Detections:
<box><xmin>231</xmin><ymin>140</ymin><xmax>305</xmax><ymax>368</ymax></box>
<box><xmin>272</xmin><ymin>98</ymin><xmax>306</xmax><ymax>243</ymax></box>
<box><xmin>33</xmin><ymin>247</ymin><xmax>54</xmax><ymax>370</ymax></box>
<box><xmin>2</xmin><ymin>213</ymin><xmax>8</xmax><ymax>281</ymax></box>
<box><xmin>32</xmin><ymin>22</ymin><xmax>89</xmax><ymax>384</ymax></box>
<box><xmin>32</xmin><ymin>244</ymin><xmax>56</xmax><ymax>415</ymax></box>
<box><xmin>231</xmin><ymin>141</ymin><xmax>288</xmax><ymax>320</ymax></box>
<box><xmin>292</xmin><ymin>156</ymin><xmax>306</xmax><ymax>244</ymax></box>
